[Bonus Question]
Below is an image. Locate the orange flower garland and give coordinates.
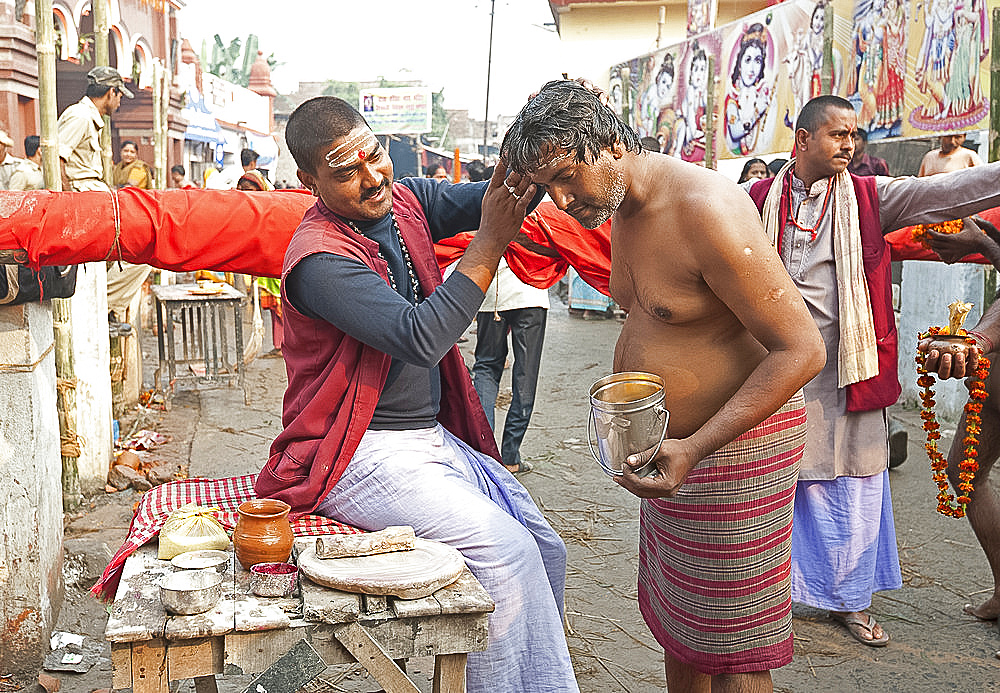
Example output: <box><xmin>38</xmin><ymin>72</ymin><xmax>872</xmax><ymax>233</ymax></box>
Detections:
<box><xmin>911</xmin><ymin>219</ymin><xmax>966</xmax><ymax>249</ymax></box>
<box><xmin>915</xmin><ymin>326</ymin><xmax>991</xmax><ymax>518</ymax></box>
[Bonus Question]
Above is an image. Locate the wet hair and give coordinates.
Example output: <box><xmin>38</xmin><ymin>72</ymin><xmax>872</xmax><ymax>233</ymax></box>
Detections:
<box><xmin>24</xmin><ymin>135</ymin><xmax>39</xmax><ymax>158</ymax></box>
<box><xmin>731</xmin><ymin>24</ymin><xmax>767</xmax><ymax>87</ymax></box>
<box><xmin>795</xmin><ymin>95</ymin><xmax>854</xmax><ymax>134</ymax></box>
<box><xmin>501</xmin><ymin>80</ymin><xmax>642</xmax><ymax>175</ymax></box>
<box><xmin>285</xmin><ymin>96</ymin><xmax>368</xmax><ymax>175</ymax></box>
<box><xmin>241</xmin><ymin>148</ymin><xmax>259</xmax><ymax>167</ymax></box>
<box><xmin>120</xmin><ymin>140</ymin><xmax>138</xmax><ymax>152</ymax></box>
<box><xmin>738</xmin><ymin>157</ymin><xmax>768</xmax><ymax>183</ymax></box>
<box><xmin>170</xmin><ymin>164</ymin><xmax>185</xmax><ymax>176</ymax></box>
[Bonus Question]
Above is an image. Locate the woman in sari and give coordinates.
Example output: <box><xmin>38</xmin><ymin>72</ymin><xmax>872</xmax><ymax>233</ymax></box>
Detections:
<box><xmin>112</xmin><ymin>140</ymin><xmax>152</xmax><ymax>189</ymax></box>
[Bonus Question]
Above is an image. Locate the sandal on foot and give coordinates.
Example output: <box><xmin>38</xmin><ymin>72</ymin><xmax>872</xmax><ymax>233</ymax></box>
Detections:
<box><xmin>504</xmin><ymin>461</ymin><xmax>533</xmax><ymax>475</ymax></box>
<box><xmin>830</xmin><ymin>612</ymin><xmax>890</xmax><ymax>647</ymax></box>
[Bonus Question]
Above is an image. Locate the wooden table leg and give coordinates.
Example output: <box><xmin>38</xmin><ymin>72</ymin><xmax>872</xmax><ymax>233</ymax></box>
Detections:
<box><xmin>333</xmin><ymin>622</ymin><xmax>420</xmax><ymax>693</ymax></box>
<box><xmin>432</xmin><ymin>653</ymin><xmax>467</xmax><ymax>693</ymax></box>
<box><xmin>131</xmin><ymin>639</ymin><xmax>169</xmax><ymax>693</ymax></box>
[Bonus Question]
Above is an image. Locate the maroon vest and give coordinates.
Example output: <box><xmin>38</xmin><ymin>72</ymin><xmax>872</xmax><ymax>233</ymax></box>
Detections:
<box><xmin>254</xmin><ymin>183</ymin><xmax>500</xmax><ymax>515</ymax></box>
<box><xmin>748</xmin><ymin>172</ymin><xmax>900</xmax><ymax>412</ymax></box>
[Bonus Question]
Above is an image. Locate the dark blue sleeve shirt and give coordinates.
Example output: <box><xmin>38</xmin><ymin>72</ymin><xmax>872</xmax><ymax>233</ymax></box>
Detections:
<box><xmin>285</xmin><ymin>178</ymin><xmax>487</xmax><ymax>430</ymax></box>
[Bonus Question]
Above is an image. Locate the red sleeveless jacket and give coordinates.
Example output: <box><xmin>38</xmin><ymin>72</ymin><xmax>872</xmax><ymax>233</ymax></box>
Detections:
<box><xmin>254</xmin><ymin>184</ymin><xmax>500</xmax><ymax>514</ymax></box>
<box><xmin>748</xmin><ymin>173</ymin><xmax>900</xmax><ymax>412</ymax></box>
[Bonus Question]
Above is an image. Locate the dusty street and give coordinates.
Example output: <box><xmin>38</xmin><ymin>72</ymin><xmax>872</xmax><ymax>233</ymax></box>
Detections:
<box><xmin>33</xmin><ymin>291</ymin><xmax>1000</xmax><ymax>692</ymax></box>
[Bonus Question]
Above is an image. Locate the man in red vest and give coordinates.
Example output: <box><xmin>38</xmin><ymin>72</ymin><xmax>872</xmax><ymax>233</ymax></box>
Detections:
<box><xmin>747</xmin><ymin>94</ymin><xmax>1000</xmax><ymax>647</ymax></box>
<box><xmin>256</xmin><ymin>97</ymin><xmax>578</xmax><ymax>692</ymax></box>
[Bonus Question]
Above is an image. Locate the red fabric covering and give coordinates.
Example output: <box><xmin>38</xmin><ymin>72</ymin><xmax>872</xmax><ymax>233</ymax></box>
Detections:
<box><xmin>434</xmin><ymin>201</ymin><xmax>613</xmax><ymax>295</ymax></box>
<box><xmin>91</xmin><ymin>474</ymin><xmax>362</xmax><ymax>603</ymax></box>
<box><xmin>0</xmin><ymin>188</ymin><xmax>312</xmax><ymax>276</ymax></box>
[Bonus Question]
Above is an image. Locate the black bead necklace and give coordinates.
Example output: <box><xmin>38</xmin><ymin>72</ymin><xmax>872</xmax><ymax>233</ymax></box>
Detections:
<box><xmin>348</xmin><ymin>213</ymin><xmax>422</xmax><ymax>303</ymax></box>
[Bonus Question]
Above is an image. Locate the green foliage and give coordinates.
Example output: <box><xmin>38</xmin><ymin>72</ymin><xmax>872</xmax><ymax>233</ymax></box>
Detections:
<box><xmin>204</xmin><ymin>34</ymin><xmax>278</xmax><ymax>88</ymax></box>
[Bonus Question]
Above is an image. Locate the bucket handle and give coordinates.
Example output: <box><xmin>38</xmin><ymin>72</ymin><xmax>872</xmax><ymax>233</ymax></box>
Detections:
<box><xmin>588</xmin><ymin>406</ymin><xmax>667</xmax><ymax>479</ymax></box>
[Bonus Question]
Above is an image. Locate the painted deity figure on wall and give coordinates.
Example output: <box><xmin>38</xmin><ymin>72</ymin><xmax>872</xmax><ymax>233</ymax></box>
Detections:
<box><xmin>672</xmin><ymin>42</ymin><xmax>709</xmax><ymax>163</ymax></box>
<box><xmin>638</xmin><ymin>52</ymin><xmax>678</xmax><ymax>153</ymax></box>
<box><xmin>725</xmin><ymin>23</ymin><xmax>772</xmax><ymax>156</ymax></box>
<box><xmin>914</xmin><ymin>0</ymin><xmax>956</xmax><ymax>121</ymax></box>
<box><xmin>874</xmin><ymin>0</ymin><xmax>908</xmax><ymax>133</ymax></box>
<box><xmin>785</xmin><ymin>1</ymin><xmax>840</xmax><ymax>130</ymax></box>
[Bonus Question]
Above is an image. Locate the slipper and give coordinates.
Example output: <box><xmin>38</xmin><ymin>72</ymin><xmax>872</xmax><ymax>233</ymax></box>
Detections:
<box><xmin>504</xmin><ymin>461</ymin><xmax>533</xmax><ymax>475</ymax></box>
<box><xmin>830</xmin><ymin>612</ymin><xmax>890</xmax><ymax>647</ymax></box>
<box><xmin>963</xmin><ymin>603</ymin><xmax>1000</xmax><ymax>621</ymax></box>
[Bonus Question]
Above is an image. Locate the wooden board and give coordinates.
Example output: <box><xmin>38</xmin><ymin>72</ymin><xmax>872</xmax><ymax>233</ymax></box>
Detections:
<box><xmin>297</xmin><ymin>538</ymin><xmax>465</xmax><ymax>600</ymax></box>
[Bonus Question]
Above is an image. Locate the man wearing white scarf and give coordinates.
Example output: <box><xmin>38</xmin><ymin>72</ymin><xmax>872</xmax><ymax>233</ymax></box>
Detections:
<box><xmin>748</xmin><ymin>95</ymin><xmax>1000</xmax><ymax>647</ymax></box>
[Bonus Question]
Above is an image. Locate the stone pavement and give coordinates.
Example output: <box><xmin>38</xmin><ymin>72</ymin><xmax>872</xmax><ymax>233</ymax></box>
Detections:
<box><xmin>26</xmin><ymin>301</ymin><xmax>1000</xmax><ymax>692</ymax></box>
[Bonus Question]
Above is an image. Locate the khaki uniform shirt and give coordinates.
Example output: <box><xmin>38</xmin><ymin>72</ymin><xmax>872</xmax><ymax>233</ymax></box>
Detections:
<box><xmin>0</xmin><ymin>154</ymin><xmax>25</xmax><ymax>189</ymax></box>
<box><xmin>9</xmin><ymin>159</ymin><xmax>43</xmax><ymax>191</ymax></box>
<box><xmin>57</xmin><ymin>96</ymin><xmax>107</xmax><ymax>190</ymax></box>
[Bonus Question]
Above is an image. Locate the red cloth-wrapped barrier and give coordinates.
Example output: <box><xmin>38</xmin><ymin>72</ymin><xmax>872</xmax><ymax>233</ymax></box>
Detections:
<box><xmin>0</xmin><ymin>188</ymin><xmax>313</xmax><ymax>276</ymax></box>
<box><xmin>2</xmin><ymin>189</ymin><xmax>996</xmax><ymax>290</ymax></box>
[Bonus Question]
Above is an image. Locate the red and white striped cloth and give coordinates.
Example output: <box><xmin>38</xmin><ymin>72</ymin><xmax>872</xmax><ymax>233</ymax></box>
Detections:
<box><xmin>91</xmin><ymin>474</ymin><xmax>362</xmax><ymax>602</ymax></box>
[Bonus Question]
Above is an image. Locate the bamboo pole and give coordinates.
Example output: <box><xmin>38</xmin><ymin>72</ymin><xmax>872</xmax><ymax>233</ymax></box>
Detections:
<box><xmin>36</xmin><ymin>0</ymin><xmax>81</xmax><ymax>511</ymax></box>
<box><xmin>703</xmin><ymin>56</ymin><xmax>716</xmax><ymax>170</ymax></box>
<box><xmin>821</xmin><ymin>2</ymin><xmax>834</xmax><ymax>95</ymax></box>
<box><xmin>153</xmin><ymin>60</ymin><xmax>164</xmax><ymax>188</ymax></box>
<box><xmin>92</xmin><ymin>0</ymin><xmax>113</xmax><ymax>187</ymax></box>
<box><xmin>989</xmin><ymin>9</ymin><xmax>1000</xmax><ymax>163</ymax></box>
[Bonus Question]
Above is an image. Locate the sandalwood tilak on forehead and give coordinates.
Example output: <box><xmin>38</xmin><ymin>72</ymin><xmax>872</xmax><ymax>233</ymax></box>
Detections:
<box><xmin>325</xmin><ymin>131</ymin><xmax>378</xmax><ymax>169</ymax></box>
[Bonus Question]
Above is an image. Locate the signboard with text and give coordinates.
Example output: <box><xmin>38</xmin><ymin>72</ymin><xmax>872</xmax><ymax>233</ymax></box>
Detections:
<box><xmin>359</xmin><ymin>87</ymin><xmax>433</xmax><ymax>135</ymax></box>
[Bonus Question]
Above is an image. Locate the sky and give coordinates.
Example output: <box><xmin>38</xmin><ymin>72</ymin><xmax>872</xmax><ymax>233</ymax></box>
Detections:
<box><xmin>176</xmin><ymin>0</ymin><xmax>655</xmax><ymax>121</ymax></box>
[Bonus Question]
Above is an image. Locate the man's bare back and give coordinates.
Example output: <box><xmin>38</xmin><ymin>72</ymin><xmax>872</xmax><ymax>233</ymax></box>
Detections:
<box><xmin>609</xmin><ymin>155</ymin><xmax>811</xmax><ymax>439</ymax></box>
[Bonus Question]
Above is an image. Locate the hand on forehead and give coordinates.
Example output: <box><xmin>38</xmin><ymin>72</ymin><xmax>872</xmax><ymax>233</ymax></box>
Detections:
<box><xmin>325</xmin><ymin>129</ymin><xmax>378</xmax><ymax>169</ymax></box>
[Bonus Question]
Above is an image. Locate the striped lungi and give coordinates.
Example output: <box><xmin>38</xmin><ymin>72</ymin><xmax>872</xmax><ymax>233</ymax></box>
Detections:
<box><xmin>637</xmin><ymin>391</ymin><xmax>806</xmax><ymax>675</ymax></box>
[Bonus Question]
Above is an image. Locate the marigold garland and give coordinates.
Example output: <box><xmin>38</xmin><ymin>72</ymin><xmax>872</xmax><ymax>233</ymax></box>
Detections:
<box><xmin>911</xmin><ymin>219</ymin><xmax>966</xmax><ymax>249</ymax></box>
<box><xmin>915</xmin><ymin>326</ymin><xmax>991</xmax><ymax>518</ymax></box>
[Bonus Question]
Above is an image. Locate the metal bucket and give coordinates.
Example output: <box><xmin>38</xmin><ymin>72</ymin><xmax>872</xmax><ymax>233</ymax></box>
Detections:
<box><xmin>588</xmin><ymin>372</ymin><xmax>668</xmax><ymax>478</ymax></box>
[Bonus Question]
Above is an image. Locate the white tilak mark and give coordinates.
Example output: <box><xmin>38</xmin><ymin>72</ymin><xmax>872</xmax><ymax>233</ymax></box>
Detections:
<box><xmin>325</xmin><ymin>133</ymin><xmax>377</xmax><ymax>168</ymax></box>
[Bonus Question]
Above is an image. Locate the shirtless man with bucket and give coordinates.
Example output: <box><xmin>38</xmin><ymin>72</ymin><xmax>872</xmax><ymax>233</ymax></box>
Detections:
<box><xmin>501</xmin><ymin>80</ymin><xmax>825</xmax><ymax>693</ymax></box>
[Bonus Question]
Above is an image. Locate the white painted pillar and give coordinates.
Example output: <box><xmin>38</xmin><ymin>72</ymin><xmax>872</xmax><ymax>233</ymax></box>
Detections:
<box><xmin>70</xmin><ymin>262</ymin><xmax>114</xmax><ymax>491</ymax></box>
<box><xmin>0</xmin><ymin>302</ymin><xmax>63</xmax><ymax>673</ymax></box>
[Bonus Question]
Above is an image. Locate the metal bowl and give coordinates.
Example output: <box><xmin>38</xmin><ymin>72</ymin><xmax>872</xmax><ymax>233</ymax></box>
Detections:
<box><xmin>249</xmin><ymin>562</ymin><xmax>299</xmax><ymax>598</ymax></box>
<box><xmin>160</xmin><ymin>570</ymin><xmax>224</xmax><ymax>615</ymax></box>
<box><xmin>170</xmin><ymin>549</ymin><xmax>231</xmax><ymax>573</ymax></box>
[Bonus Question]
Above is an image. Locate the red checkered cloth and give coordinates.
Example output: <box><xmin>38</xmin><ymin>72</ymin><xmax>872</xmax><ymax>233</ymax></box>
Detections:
<box><xmin>91</xmin><ymin>474</ymin><xmax>363</xmax><ymax>602</ymax></box>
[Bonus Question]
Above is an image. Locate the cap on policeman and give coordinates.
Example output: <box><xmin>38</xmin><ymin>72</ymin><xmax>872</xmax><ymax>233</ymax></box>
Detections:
<box><xmin>86</xmin><ymin>66</ymin><xmax>133</xmax><ymax>98</ymax></box>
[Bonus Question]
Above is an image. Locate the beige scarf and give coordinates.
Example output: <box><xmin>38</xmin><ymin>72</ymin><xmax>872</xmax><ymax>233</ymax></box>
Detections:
<box><xmin>761</xmin><ymin>160</ymin><xmax>878</xmax><ymax>388</ymax></box>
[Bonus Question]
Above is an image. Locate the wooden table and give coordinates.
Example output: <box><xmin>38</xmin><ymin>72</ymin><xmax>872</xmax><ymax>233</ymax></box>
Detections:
<box><xmin>150</xmin><ymin>283</ymin><xmax>246</xmax><ymax>404</ymax></box>
<box><xmin>105</xmin><ymin>543</ymin><xmax>495</xmax><ymax>693</ymax></box>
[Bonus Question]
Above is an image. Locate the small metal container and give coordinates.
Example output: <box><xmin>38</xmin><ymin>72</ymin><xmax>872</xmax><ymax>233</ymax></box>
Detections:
<box><xmin>170</xmin><ymin>549</ymin><xmax>231</xmax><ymax>573</ymax></box>
<box><xmin>160</xmin><ymin>570</ymin><xmax>224</xmax><ymax>615</ymax></box>
<box><xmin>249</xmin><ymin>562</ymin><xmax>299</xmax><ymax>598</ymax></box>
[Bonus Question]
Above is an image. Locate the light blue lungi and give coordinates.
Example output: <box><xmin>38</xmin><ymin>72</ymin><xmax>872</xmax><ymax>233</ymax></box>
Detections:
<box><xmin>790</xmin><ymin>470</ymin><xmax>903</xmax><ymax>612</ymax></box>
<box><xmin>316</xmin><ymin>425</ymin><xmax>579</xmax><ymax>693</ymax></box>
<box><xmin>567</xmin><ymin>267</ymin><xmax>612</xmax><ymax>311</ymax></box>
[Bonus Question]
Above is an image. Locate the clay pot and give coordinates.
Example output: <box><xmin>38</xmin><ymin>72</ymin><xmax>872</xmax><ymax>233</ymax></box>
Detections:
<box><xmin>233</xmin><ymin>499</ymin><xmax>294</xmax><ymax>570</ymax></box>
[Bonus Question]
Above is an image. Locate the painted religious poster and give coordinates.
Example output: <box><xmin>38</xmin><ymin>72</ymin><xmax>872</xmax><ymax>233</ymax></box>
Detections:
<box><xmin>688</xmin><ymin>0</ymin><xmax>718</xmax><ymax>36</ymax></box>
<box><xmin>612</xmin><ymin>0</ymin><xmax>993</xmax><ymax>162</ymax></box>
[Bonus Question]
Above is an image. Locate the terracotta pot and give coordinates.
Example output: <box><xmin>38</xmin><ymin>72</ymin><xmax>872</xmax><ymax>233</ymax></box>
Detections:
<box><xmin>233</xmin><ymin>498</ymin><xmax>294</xmax><ymax>569</ymax></box>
